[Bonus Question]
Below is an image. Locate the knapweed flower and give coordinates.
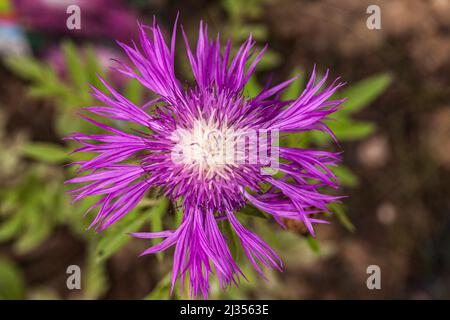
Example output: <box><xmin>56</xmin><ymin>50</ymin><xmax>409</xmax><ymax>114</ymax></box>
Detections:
<box><xmin>66</xmin><ymin>17</ymin><xmax>345</xmax><ymax>299</ymax></box>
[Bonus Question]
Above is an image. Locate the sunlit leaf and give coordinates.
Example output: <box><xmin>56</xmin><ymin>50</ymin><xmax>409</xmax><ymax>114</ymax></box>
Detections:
<box><xmin>14</xmin><ymin>206</ymin><xmax>52</xmax><ymax>253</ymax></box>
<box><xmin>5</xmin><ymin>57</ymin><xmax>46</xmax><ymax>81</ymax></box>
<box><xmin>0</xmin><ymin>213</ymin><xmax>22</xmax><ymax>242</ymax></box>
<box><xmin>0</xmin><ymin>259</ymin><xmax>25</xmax><ymax>299</ymax></box>
<box><xmin>339</xmin><ymin>73</ymin><xmax>392</xmax><ymax>114</ymax></box>
<box><xmin>306</xmin><ymin>235</ymin><xmax>320</xmax><ymax>254</ymax></box>
<box><xmin>330</xmin><ymin>120</ymin><xmax>375</xmax><ymax>141</ymax></box>
<box><xmin>21</xmin><ymin>142</ymin><xmax>68</xmax><ymax>164</ymax></box>
<box><xmin>84</xmin><ymin>46</ymin><xmax>103</xmax><ymax>89</ymax></box>
<box><xmin>62</xmin><ymin>41</ymin><xmax>90</xmax><ymax>103</ymax></box>
<box><xmin>313</xmin><ymin>119</ymin><xmax>375</xmax><ymax>143</ymax></box>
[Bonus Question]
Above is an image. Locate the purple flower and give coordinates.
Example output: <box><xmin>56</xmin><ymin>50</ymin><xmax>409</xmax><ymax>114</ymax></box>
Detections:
<box><xmin>66</xmin><ymin>17</ymin><xmax>345</xmax><ymax>299</ymax></box>
<box><xmin>13</xmin><ymin>0</ymin><xmax>137</xmax><ymax>41</ymax></box>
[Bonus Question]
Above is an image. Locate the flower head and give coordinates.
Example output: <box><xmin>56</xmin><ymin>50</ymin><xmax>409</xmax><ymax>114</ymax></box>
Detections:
<box><xmin>66</xmin><ymin>16</ymin><xmax>345</xmax><ymax>299</ymax></box>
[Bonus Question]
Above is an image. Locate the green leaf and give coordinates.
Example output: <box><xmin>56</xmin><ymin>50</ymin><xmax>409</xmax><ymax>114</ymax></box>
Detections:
<box><xmin>174</xmin><ymin>198</ymin><xmax>184</xmax><ymax>227</ymax></box>
<box><xmin>5</xmin><ymin>57</ymin><xmax>46</xmax><ymax>81</ymax></box>
<box><xmin>329</xmin><ymin>203</ymin><xmax>355</xmax><ymax>232</ymax></box>
<box><xmin>62</xmin><ymin>41</ymin><xmax>90</xmax><ymax>102</ymax></box>
<box><xmin>281</xmin><ymin>68</ymin><xmax>304</xmax><ymax>101</ymax></box>
<box><xmin>55</xmin><ymin>110</ymin><xmax>84</xmax><ymax>137</ymax></box>
<box><xmin>124</xmin><ymin>78</ymin><xmax>144</xmax><ymax>105</ymax></box>
<box><xmin>222</xmin><ymin>0</ymin><xmax>242</xmax><ymax>19</ymax></box>
<box><xmin>149</xmin><ymin>198</ymin><xmax>170</xmax><ymax>260</ymax></box>
<box><xmin>0</xmin><ymin>0</ymin><xmax>12</xmax><ymax>12</ymax></box>
<box><xmin>84</xmin><ymin>242</ymin><xmax>108</xmax><ymax>299</ymax></box>
<box><xmin>339</xmin><ymin>73</ymin><xmax>392</xmax><ymax>114</ymax></box>
<box><xmin>0</xmin><ymin>258</ymin><xmax>25</xmax><ymax>299</ymax></box>
<box><xmin>243</xmin><ymin>75</ymin><xmax>262</xmax><ymax>98</ymax></box>
<box><xmin>231</xmin><ymin>24</ymin><xmax>267</xmax><ymax>41</ymax></box>
<box><xmin>27</xmin><ymin>82</ymin><xmax>66</xmax><ymax>98</ymax></box>
<box><xmin>331</xmin><ymin>165</ymin><xmax>359</xmax><ymax>187</ymax></box>
<box><xmin>144</xmin><ymin>272</ymin><xmax>172</xmax><ymax>300</ymax></box>
<box><xmin>95</xmin><ymin>209</ymin><xmax>148</xmax><ymax>263</ymax></box>
<box><xmin>84</xmin><ymin>46</ymin><xmax>103</xmax><ymax>89</ymax></box>
<box><xmin>330</xmin><ymin>120</ymin><xmax>375</xmax><ymax>141</ymax></box>
<box><xmin>256</xmin><ymin>49</ymin><xmax>281</xmax><ymax>70</ymax></box>
<box><xmin>313</xmin><ymin>119</ymin><xmax>375</xmax><ymax>143</ymax></box>
<box><xmin>21</xmin><ymin>142</ymin><xmax>68</xmax><ymax>164</ymax></box>
<box><xmin>239</xmin><ymin>205</ymin><xmax>267</xmax><ymax>219</ymax></box>
<box><xmin>285</xmin><ymin>132</ymin><xmax>311</xmax><ymax>148</ymax></box>
<box><xmin>219</xmin><ymin>220</ymin><xmax>240</xmax><ymax>261</ymax></box>
<box><xmin>14</xmin><ymin>207</ymin><xmax>52</xmax><ymax>253</ymax></box>
<box><xmin>95</xmin><ymin>198</ymin><xmax>167</xmax><ymax>263</ymax></box>
<box><xmin>306</xmin><ymin>235</ymin><xmax>320</xmax><ymax>254</ymax></box>
<box><xmin>0</xmin><ymin>213</ymin><xmax>22</xmax><ymax>242</ymax></box>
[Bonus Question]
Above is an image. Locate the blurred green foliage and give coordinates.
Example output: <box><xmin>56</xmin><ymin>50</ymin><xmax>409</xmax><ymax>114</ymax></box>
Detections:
<box><xmin>2</xmin><ymin>42</ymin><xmax>162</xmax><ymax>299</ymax></box>
<box><xmin>0</xmin><ymin>258</ymin><xmax>25</xmax><ymax>299</ymax></box>
<box><xmin>0</xmin><ymin>0</ymin><xmax>391</xmax><ymax>299</ymax></box>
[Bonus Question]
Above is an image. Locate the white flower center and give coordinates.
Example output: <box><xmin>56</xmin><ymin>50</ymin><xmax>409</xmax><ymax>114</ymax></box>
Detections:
<box><xmin>171</xmin><ymin>119</ymin><xmax>238</xmax><ymax>179</ymax></box>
